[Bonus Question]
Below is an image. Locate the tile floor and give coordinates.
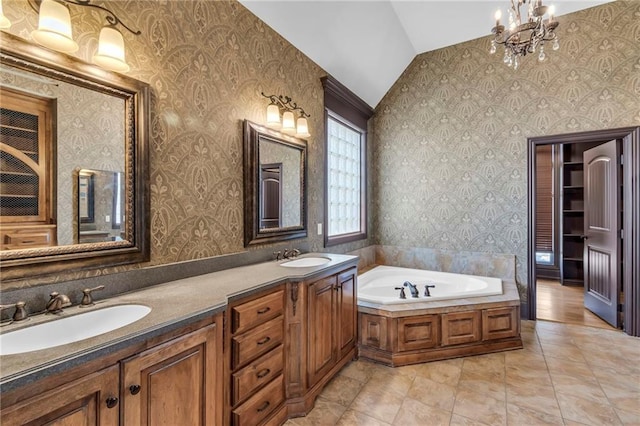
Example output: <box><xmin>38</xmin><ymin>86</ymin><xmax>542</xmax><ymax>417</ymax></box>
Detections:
<box><xmin>285</xmin><ymin>320</ymin><xmax>640</xmax><ymax>425</ymax></box>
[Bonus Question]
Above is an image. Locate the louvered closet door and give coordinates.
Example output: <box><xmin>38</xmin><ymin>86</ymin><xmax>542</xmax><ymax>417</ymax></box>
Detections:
<box><xmin>583</xmin><ymin>140</ymin><xmax>621</xmax><ymax>328</ymax></box>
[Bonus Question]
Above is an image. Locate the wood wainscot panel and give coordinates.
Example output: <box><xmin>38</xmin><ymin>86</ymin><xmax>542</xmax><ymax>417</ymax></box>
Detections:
<box><xmin>441</xmin><ymin>311</ymin><xmax>481</xmax><ymax>346</ymax></box>
<box><xmin>359</xmin><ymin>313</ymin><xmax>389</xmax><ymax>350</ymax></box>
<box><xmin>397</xmin><ymin>315</ymin><xmax>439</xmax><ymax>352</ymax></box>
<box><xmin>482</xmin><ymin>307</ymin><xmax>520</xmax><ymax>341</ymax></box>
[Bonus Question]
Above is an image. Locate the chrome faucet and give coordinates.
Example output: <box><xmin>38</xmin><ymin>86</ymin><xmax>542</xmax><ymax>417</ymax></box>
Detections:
<box><xmin>0</xmin><ymin>301</ymin><xmax>28</xmax><ymax>322</ymax></box>
<box><xmin>403</xmin><ymin>281</ymin><xmax>419</xmax><ymax>298</ymax></box>
<box><xmin>46</xmin><ymin>292</ymin><xmax>71</xmax><ymax>314</ymax></box>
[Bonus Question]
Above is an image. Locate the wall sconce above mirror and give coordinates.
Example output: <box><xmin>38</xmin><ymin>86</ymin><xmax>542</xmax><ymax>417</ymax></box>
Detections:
<box><xmin>0</xmin><ymin>31</ymin><xmax>149</xmax><ymax>284</ymax></box>
<box><xmin>0</xmin><ymin>0</ymin><xmax>140</xmax><ymax>73</ymax></box>
<box><xmin>261</xmin><ymin>92</ymin><xmax>311</xmax><ymax>138</ymax></box>
<box><xmin>243</xmin><ymin>120</ymin><xmax>307</xmax><ymax>246</ymax></box>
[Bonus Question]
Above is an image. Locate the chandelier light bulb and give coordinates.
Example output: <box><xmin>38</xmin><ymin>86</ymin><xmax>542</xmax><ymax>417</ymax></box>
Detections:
<box><xmin>548</xmin><ymin>5</ymin><xmax>555</xmax><ymax>21</ymax></box>
<box><xmin>281</xmin><ymin>111</ymin><xmax>296</xmax><ymax>135</ymax></box>
<box><xmin>295</xmin><ymin>117</ymin><xmax>310</xmax><ymax>139</ymax></box>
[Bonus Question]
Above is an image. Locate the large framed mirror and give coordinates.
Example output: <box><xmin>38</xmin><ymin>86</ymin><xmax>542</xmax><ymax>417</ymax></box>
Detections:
<box><xmin>0</xmin><ymin>32</ymin><xmax>149</xmax><ymax>282</ymax></box>
<box><xmin>243</xmin><ymin>120</ymin><xmax>307</xmax><ymax>246</ymax></box>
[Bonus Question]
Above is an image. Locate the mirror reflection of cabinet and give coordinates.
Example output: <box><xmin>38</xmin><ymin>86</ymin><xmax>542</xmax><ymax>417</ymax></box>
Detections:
<box><xmin>0</xmin><ymin>87</ymin><xmax>56</xmax><ymax>250</ymax></box>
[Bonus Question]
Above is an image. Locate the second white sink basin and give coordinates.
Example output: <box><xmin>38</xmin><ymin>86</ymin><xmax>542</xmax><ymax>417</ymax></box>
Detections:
<box><xmin>0</xmin><ymin>304</ymin><xmax>151</xmax><ymax>356</ymax></box>
<box><xmin>280</xmin><ymin>257</ymin><xmax>331</xmax><ymax>268</ymax></box>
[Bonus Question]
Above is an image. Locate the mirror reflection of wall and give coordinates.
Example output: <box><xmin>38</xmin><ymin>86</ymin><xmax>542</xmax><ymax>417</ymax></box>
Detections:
<box><xmin>0</xmin><ymin>64</ymin><xmax>125</xmax><ymax>248</ymax></box>
<box><xmin>258</xmin><ymin>138</ymin><xmax>301</xmax><ymax>228</ymax></box>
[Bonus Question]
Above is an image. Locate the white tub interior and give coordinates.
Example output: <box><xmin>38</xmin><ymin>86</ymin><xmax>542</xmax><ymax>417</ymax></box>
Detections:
<box><xmin>358</xmin><ymin>265</ymin><xmax>503</xmax><ymax>305</ymax></box>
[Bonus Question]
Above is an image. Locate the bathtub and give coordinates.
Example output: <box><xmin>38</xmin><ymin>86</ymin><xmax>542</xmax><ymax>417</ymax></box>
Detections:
<box><xmin>358</xmin><ymin>265</ymin><xmax>503</xmax><ymax>305</ymax></box>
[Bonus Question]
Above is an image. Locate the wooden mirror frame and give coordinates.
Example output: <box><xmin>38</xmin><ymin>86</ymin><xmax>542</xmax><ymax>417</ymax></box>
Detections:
<box><xmin>243</xmin><ymin>120</ymin><xmax>307</xmax><ymax>246</ymax></box>
<box><xmin>0</xmin><ymin>32</ymin><xmax>149</xmax><ymax>282</ymax></box>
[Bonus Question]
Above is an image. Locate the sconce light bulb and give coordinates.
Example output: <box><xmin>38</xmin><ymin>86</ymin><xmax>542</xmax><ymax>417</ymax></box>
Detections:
<box><xmin>0</xmin><ymin>0</ymin><xmax>12</xmax><ymax>29</ymax></box>
<box><xmin>494</xmin><ymin>9</ymin><xmax>502</xmax><ymax>21</ymax></box>
<box><xmin>266</xmin><ymin>104</ymin><xmax>281</xmax><ymax>128</ymax></box>
<box><xmin>31</xmin><ymin>0</ymin><xmax>79</xmax><ymax>53</ymax></box>
<box><xmin>295</xmin><ymin>117</ymin><xmax>310</xmax><ymax>139</ymax></box>
<box><xmin>93</xmin><ymin>26</ymin><xmax>130</xmax><ymax>72</ymax></box>
<box><xmin>281</xmin><ymin>111</ymin><xmax>296</xmax><ymax>135</ymax></box>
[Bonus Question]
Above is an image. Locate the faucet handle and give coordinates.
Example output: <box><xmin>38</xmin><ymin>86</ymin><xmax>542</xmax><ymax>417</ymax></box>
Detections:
<box><xmin>273</xmin><ymin>251</ymin><xmax>282</xmax><ymax>261</ymax></box>
<box><xmin>0</xmin><ymin>301</ymin><xmax>28</xmax><ymax>322</ymax></box>
<box><xmin>394</xmin><ymin>287</ymin><xmax>407</xmax><ymax>299</ymax></box>
<box><xmin>81</xmin><ymin>285</ymin><xmax>105</xmax><ymax>306</ymax></box>
<box><xmin>424</xmin><ymin>284</ymin><xmax>436</xmax><ymax>297</ymax></box>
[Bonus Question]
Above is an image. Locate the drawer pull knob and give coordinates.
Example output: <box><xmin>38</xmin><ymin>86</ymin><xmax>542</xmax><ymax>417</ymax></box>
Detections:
<box><xmin>105</xmin><ymin>397</ymin><xmax>119</xmax><ymax>408</ymax></box>
<box><xmin>257</xmin><ymin>336</ymin><xmax>271</xmax><ymax>345</ymax></box>
<box><xmin>257</xmin><ymin>306</ymin><xmax>271</xmax><ymax>314</ymax></box>
<box><xmin>257</xmin><ymin>401</ymin><xmax>270</xmax><ymax>412</ymax></box>
<box><xmin>256</xmin><ymin>368</ymin><xmax>271</xmax><ymax>378</ymax></box>
<box><xmin>129</xmin><ymin>384</ymin><xmax>141</xmax><ymax>395</ymax></box>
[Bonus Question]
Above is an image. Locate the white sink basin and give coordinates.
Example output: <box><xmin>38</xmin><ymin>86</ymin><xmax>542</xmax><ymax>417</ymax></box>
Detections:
<box><xmin>280</xmin><ymin>257</ymin><xmax>331</xmax><ymax>268</ymax></box>
<box><xmin>0</xmin><ymin>304</ymin><xmax>151</xmax><ymax>356</ymax></box>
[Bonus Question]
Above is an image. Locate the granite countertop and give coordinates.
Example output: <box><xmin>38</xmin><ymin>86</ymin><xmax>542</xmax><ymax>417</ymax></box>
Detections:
<box><xmin>0</xmin><ymin>253</ymin><xmax>358</xmax><ymax>393</ymax></box>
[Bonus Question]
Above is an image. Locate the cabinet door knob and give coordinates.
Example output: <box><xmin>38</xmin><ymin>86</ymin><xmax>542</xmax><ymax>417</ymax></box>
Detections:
<box><xmin>129</xmin><ymin>384</ymin><xmax>141</xmax><ymax>395</ymax></box>
<box><xmin>256</xmin><ymin>368</ymin><xmax>271</xmax><ymax>378</ymax></box>
<box><xmin>256</xmin><ymin>336</ymin><xmax>271</xmax><ymax>345</ymax></box>
<box><xmin>105</xmin><ymin>396</ymin><xmax>119</xmax><ymax>408</ymax></box>
<box><xmin>257</xmin><ymin>306</ymin><xmax>271</xmax><ymax>314</ymax></box>
<box><xmin>256</xmin><ymin>401</ymin><xmax>270</xmax><ymax>412</ymax></box>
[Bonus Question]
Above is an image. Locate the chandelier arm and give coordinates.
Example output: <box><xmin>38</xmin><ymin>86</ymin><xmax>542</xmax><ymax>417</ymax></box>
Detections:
<box><xmin>56</xmin><ymin>0</ymin><xmax>141</xmax><ymax>35</ymax></box>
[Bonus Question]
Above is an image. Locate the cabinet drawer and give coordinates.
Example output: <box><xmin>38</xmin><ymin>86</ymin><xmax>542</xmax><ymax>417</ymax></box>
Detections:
<box><xmin>231</xmin><ymin>374</ymin><xmax>284</xmax><ymax>426</ymax></box>
<box><xmin>232</xmin><ymin>345</ymin><xmax>284</xmax><ymax>406</ymax></box>
<box><xmin>232</xmin><ymin>317</ymin><xmax>283</xmax><ymax>369</ymax></box>
<box><xmin>232</xmin><ymin>289</ymin><xmax>284</xmax><ymax>335</ymax></box>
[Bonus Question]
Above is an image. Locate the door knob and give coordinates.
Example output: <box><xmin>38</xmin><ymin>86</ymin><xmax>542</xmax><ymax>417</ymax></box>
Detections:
<box><xmin>105</xmin><ymin>397</ymin><xmax>119</xmax><ymax>408</ymax></box>
<box><xmin>129</xmin><ymin>384</ymin><xmax>141</xmax><ymax>395</ymax></box>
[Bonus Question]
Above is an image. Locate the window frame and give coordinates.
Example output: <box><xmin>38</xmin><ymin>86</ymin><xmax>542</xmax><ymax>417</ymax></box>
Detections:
<box><xmin>324</xmin><ymin>110</ymin><xmax>367</xmax><ymax>247</ymax></box>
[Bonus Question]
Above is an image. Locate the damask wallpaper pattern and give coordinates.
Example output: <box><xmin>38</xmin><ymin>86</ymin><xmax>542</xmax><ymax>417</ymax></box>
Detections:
<box><xmin>2</xmin><ymin>0</ymin><xmax>372</xmax><ymax>288</ymax></box>
<box><xmin>372</xmin><ymin>1</ymin><xmax>640</xmax><ymax>295</ymax></box>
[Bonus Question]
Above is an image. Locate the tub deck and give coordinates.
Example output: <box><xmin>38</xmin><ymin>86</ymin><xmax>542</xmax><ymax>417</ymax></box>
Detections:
<box><xmin>357</xmin><ymin>277</ymin><xmax>523</xmax><ymax>366</ymax></box>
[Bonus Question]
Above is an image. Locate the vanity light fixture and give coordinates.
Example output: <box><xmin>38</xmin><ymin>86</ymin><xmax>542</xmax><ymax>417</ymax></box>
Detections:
<box><xmin>19</xmin><ymin>0</ymin><xmax>140</xmax><ymax>72</ymax></box>
<box><xmin>261</xmin><ymin>92</ymin><xmax>311</xmax><ymax>139</ymax></box>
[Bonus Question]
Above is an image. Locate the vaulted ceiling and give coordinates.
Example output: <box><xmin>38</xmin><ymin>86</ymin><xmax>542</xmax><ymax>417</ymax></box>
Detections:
<box><xmin>239</xmin><ymin>0</ymin><xmax>614</xmax><ymax>108</ymax></box>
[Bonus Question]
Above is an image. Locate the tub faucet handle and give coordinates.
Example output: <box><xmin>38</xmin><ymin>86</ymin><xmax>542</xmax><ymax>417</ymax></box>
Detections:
<box><xmin>394</xmin><ymin>287</ymin><xmax>406</xmax><ymax>299</ymax></box>
<box><xmin>424</xmin><ymin>284</ymin><xmax>436</xmax><ymax>297</ymax></box>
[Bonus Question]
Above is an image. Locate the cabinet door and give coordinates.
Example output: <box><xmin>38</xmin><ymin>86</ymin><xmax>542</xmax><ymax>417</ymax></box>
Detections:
<box><xmin>336</xmin><ymin>268</ymin><xmax>357</xmax><ymax>358</ymax></box>
<box><xmin>122</xmin><ymin>323</ymin><xmax>221</xmax><ymax>426</ymax></box>
<box><xmin>307</xmin><ymin>275</ymin><xmax>337</xmax><ymax>387</ymax></box>
<box><xmin>0</xmin><ymin>365</ymin><xmax>119</xmax><ymax>426</ymax></box>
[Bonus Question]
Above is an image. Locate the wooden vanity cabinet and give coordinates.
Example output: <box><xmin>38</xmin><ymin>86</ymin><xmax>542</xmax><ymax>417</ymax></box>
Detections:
<box><xmin>0</xmin><ymin>365</ymin><xmax>119</xmax><ymax>426</ymax></box>
<box><xmin>286</xmin><ymin>266</ymin><xmax>358</xmax><ymax>417</ymax></box>
<box><xmin>1</xmin><ymin>314</ymin><xmax>223</xmax><ymax>426</ymax></box>
<box><xmin>226</xmin><ymin>285</ymin><xmax>288</xmax><ymax>426</ymax></box>
<box><xmin>121</xmin><ymin>323</ymin><xmax>221</xmax><ymax>426</ymax></box>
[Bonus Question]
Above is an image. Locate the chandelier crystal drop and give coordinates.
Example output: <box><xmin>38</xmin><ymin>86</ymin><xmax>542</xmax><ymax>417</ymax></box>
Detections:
<box><xmin>490</xmin><ymin>0</ymin><xmax>559</xmax><ymax>67</ymax></box>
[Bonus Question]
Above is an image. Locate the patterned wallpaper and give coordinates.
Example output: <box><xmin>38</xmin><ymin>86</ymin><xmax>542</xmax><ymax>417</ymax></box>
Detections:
<box><xmin>372</xmin><ymin>1</ymin><xmax>640</xmax><ymax>295</ymax></box>
<box><xmin>2</xmin><ymin>0</ymin><xmax>373</xmax><ymax>288</ymax></box>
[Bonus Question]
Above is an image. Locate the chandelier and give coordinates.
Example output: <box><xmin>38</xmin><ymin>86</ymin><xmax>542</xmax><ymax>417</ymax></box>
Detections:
<box><xmin>490</xmin><ymin>0</ymin><xmax>559</xmax><ymax>69</ymax></box>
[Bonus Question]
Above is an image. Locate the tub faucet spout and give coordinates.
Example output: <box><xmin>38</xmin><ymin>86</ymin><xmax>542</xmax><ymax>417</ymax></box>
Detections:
<box><xmin>403</xmin><ymin>281</ymin><xmax>419</xmax><ymax>298</ymax></box>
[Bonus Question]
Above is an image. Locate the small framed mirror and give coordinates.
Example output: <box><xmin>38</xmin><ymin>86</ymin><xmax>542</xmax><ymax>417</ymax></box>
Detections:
<box><xmin>243</xmin><ymin>120</ymin><xmax>307</xmax><ymax>246</ymax></box>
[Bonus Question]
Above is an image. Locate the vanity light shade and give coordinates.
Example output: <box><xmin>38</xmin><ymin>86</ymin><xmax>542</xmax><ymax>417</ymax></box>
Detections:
<box><xmin>0</xmin><ymin>0</ymin><xmax>11</xmax><ymax>29</ymax></box>
<box><xmin>295</xmin><ymin>117</ymin><xmax>310</xmax><ymax>138</ymax></box>
<box><xmin>31</xmin><ymin>0</ymin><xmax>79</xmax><ymax>54</ymax></box>
<box><xmin>266</xmin><ymin>104</ymin><xmax>281</xmax><ymax>128</ymax></box>
<box><xmin>281</xmin><ymin>111</ymin><xmax>296</xmax><ymax>135</ymax></box>
<box><xmin>93</xmin><ymin>26</ymin><xmax>130</xmax><ymax>73</ymax></box>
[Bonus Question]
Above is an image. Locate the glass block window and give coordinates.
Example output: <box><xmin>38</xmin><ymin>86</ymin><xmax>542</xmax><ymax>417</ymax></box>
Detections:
<box><xmin>326</xmin><ymin>113</ymin><xmax>365</xmax><ymax>242</ymax></box>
